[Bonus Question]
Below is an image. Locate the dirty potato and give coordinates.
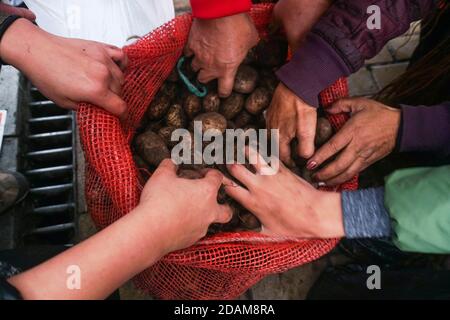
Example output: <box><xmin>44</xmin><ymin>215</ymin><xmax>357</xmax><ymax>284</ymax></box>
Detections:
<box><xmin>147</xmin><ymin>95</ymin><xmax>171</xmax><ymax>120</ymax></box>
<box><xmin>193</xmin><ymin>112</ymin><xmax>228</xmax><ymax>134</ymax></box>
<box><xmin>165</xmin><ymin>104</ymin><xmax>187</xmax><ymax>128</ymax></box>
<box><xmin>220</xmin><ymin>93</ymin><xmax>245</xmax><ymax>120</ymax></box>
<box><xmin>315</xmin><ymin>117</ymin><xmax>333</xmax><ymax>146</ymax></box>
<box><xmin>136</xmin><ymin>131</ymin><xmax>170</xmax><ymax>167</ymax></box>
<box><xmin>245</xmin><ymin>87</ymin><xmax>271</xmax><ymax>115</ymax></box>
<box><xmin>233</xmin><ymin>65</ymin><xmax>259</xmax><ymax>94</ymax></box>
<box><xmin>203</xmin><ymin>92</ymin><xmax>221</xmax><ymax>113</ymax></box>
<box><xmin>183</xmin><ymin>94</ymin><xmax>202</xmax><ymax>119</ymax></box>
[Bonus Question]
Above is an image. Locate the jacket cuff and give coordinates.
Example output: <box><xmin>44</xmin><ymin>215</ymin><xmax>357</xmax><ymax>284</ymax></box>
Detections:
<box><xmin>190</xmin><ymin>0</ymin><xmax>252</xmax><ymax>19</ymax></box>
<box><xmin>399</xmin><ymin>103</ymin><xmax>450</xmax><ymax>157</ymax></box>
<box><xmin>342</xmin><ymin>188</ymin><xmax>392</xmax><ymax>239</ymax></box>
<box><xmin>276</xmin><ymin>33</ymin><xmax>351</xmax><ymax>108</ymax></box>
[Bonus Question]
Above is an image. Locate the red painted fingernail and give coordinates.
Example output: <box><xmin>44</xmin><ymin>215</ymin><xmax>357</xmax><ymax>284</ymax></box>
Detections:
<box><xmin>307</xmin><ymin>161</ymin><xmax>318</xmax><ymax>170</ymax></box>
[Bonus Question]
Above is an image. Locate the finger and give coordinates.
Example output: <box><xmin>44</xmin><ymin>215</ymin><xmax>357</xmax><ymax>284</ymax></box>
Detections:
<box><xmin>313</xmin><ymin>147</ymin><xmax>357</xmax><ymax>182</ymax></box>
<box><xmin>223</xmin><ymin>175</ymin><xmax>252</xmax><ymax>203</ymax></box>
<box><xmin>0</xmin><ymin>4</ymin><xmax>36</xmax><ymax>20</ymax></box>
<box><xmin>105</xmin><ymin>46</ymin><xmax>128</xmax><ymax>71</ymax></box>
<box><xmin>245</xmin><ymin>146</ymin><xmax>272</xmax><ymax>175</ymax></box>
<box><xmin>327</xmin><ymin>98</ymin><xmax>366</xmax><ymax>115</ymax></box>
<box><xmin>279</xmin><ymin>139</ymin><xmax>294</xmax><ymax>167</ymax></box>
<box><xmin>93</xmin><ymin>90</ymin><xmax>127</xmax><ymax>118</ymax></box>
<box><xmin>218</xmin><ymin>68</ymin><xmax>237</xmax><ymax>98</ymax></box>
<box><xmin>296</xmin><ymin>107</ymin><xmax>317</xmax><ymax>159</ymax></box>
<box><xmin>323</xmin><ymin>158</ymin><xmax>364</xmax><ymax>186</ymax></box>
<box><xmin>197</xmin><ymin>70</ymin><xmax>215</xmax><ymax>84</ymax></box>
<box><xmin>203</xmin><ymin>169</ymin><xmax>224</xmax><ymax>190</ymax></box>
<box><xmin>213</xmin><ymin>204</ymin><xmax>234</xmax><ymax>224</ymax></box>
<box><xmin>154</xmin><ymin>159</ymin><xmax>177</xmax><ymax>176</ymax></box>
<box><xmin>227</xmin><ymin>164</ymin><xmax>257</xmax><ymax>189</ymax></box>
<box><xmin>307</xmin><ymin>126</ymin><xmax>352</xmax><ymax>170</ymax></box>
<box><xmin>106</xmin><ymin>61</ymin><xmax>125</xmax><ymax>95</ymax></box>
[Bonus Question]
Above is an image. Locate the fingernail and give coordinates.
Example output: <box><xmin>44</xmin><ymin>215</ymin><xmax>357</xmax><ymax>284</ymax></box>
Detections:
<box><xmin>307</xmin><ymin>161</ymin><xmax>318</xmax><ymax>170</ymax></box>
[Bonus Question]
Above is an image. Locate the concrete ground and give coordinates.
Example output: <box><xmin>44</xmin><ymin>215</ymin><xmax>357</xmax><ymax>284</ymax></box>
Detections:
<box><xmin>76</xmin><ymin>2</ymin><xmax>421</xmax><ymax>300</ymax></box>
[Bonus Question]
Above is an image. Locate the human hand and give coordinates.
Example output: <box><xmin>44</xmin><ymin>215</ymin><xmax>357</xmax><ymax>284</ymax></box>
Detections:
<box><xmin>185</xmin><ymin>13</ymin><xmax>259</xmax><ymax>97</ymax></box>
<box><xmin>266</xmin><ymin>83</ymin><xmax>317</xmax><ymax>166</ymax></box>
<box><xmin>223</xmin><ymin>151</ymin><xmax>344</xmax><ymax>239</ymax></box>
<box><xmin>0</xmin><ymin>19</ymin><xmax>128</xmax><ymax>117</ymax></box>
<box><xmin>0</xmin><ymin>2</ymin><xmax>36</xmax><ymax>21</ymax></box>
<box><xmin>273</xmin><ymin>0</ymin><xmax>332</xmax><ymax>50</ymax></box>
<box><xmin>307</xmin><ymin>98</ymin><xmax>401</xmax><ymax>186</ymax></box>
<box><xmin>137</xmin><ymin>160</ymin><xmax>233</xmax><ymax>254</ymax></box>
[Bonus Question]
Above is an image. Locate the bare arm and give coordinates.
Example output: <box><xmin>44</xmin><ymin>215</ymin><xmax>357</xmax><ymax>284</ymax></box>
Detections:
<box><xmin>7</xmin><ymin>160</ymin><xmax>232</xmax><ymax>300</ymax></box>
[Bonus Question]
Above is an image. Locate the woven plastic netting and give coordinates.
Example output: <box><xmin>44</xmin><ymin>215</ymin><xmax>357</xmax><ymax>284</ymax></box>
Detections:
<box><xmin>77</xmin><ymin>4</ymin><xmax>358</xmax><ymax>300</ymax></box>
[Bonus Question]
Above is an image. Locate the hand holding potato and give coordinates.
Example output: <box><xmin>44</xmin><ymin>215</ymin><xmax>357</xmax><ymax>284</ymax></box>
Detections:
<box><xmin>185</xmin><ymin>13</ymin><xmax>259</xmax><ymax>97</ymax></box>
<box><xmin>138</xmin><ymin>160</ymin><xmax>233</xmax><ymax>253</ymax></box>
<box><xmin>266</xmin><ymin>83</ymin><xmax>318</xmax><ymax>166</ymax></box>
<box><xmin>308</xmin><ymin>98</ymin><xmax>401</xmax><ymax>186</ymax></box>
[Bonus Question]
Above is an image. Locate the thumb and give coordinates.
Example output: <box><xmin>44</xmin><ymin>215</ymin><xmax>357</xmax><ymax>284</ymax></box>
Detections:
<box><xmin>213</xmin><ymin>204</ymin><xmax>233</xmax><ymax>224</ymax></box>
<box><xmin>327</xmin><ymin>98</ymin><xmax>365</xmax><ymax>115</ymax></box>
<box><xmin>94</xmin><ymin>91</ymin><xmax>127</xmax><ymax>118</ymax></box>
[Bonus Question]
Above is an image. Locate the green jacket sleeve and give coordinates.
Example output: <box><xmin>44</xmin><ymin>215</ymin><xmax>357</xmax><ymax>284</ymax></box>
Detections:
<box><xmin>384</xmin><ymin>165</ymin><xmax>450</xmax><ymax>254</ymax></box>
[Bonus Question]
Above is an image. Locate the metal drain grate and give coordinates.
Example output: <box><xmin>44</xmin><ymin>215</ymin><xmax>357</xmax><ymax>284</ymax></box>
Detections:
<box><xmin>18</xmin><ymin>82</ymin><xmax>78</xmax><ymax>246</ymax></box>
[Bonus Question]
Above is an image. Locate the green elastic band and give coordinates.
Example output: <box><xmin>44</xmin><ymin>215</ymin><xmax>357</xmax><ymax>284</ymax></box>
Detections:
<box><xmin>176</xmin><ymin>56</ymin><xmax>208</xmax><ymax>98</ymax></box>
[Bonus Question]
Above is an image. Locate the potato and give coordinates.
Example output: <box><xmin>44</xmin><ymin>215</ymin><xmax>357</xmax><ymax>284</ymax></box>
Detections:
<box><xmin>227</xmin><ymin>120</ymin><xmax>237</xmax><ymax>130</ymax></box>
<box><xmin>133</xmin><ymin>155</ymin><xmax>148</xmax><ymax>169</ymax></box>
<box><xmin>178</xmin><ymin>169</ymin><xmax>204</xmax><ymax>180</ymax></box>
<box><xmin>193</xmin><ymin>112</ymin><xmax>227</xmax><ymax>134</ymax></box>
<box><xmin>233</xmin><ymin>65</ymin><xmax>259</xmax><ymax>94</ymax></box>
<box><xmin>259</xmin><ymin>69</ymin><xmax>279</xmax><ymax>93</ymax></box>
<box><xmin>165</xmin><ymin>104</ymin><xmax>187</xmax><ymax>128</ymax></box>
<box><xmin>234</xmin><ymin>110</ymin><xmax>254</xmax><ymax>128</ymax></box>
<box><xmin>245</xmin><ymin>87</ymin><xmax>271</xmax><ymax>115</ymax></box>
<box><xmin>220</xmin><ymin>93</ymin><xmax>245</xmax><ymax>120</ymax></box>
<box><xmin>136</xmin><ymin>131</ymin><xmax>170</xmax><ymax>167</ymax></box>
<box><xmin>183</xmin><ymin>94</ymin><xmax>202</xmax><ymax>119</ymax></box>
<box><xmin>146</xmin><ymin>120</ymin><xmax>165</xmax><ymax>133</ymax></box>
<box><xmin>160</xmin><ymin>82</ymin><xmax>177</xmax><ymax>101</ymax></box>
<box><xmin>242</xmin><ymin>47</ymin><xmax>257</xmax><ymax>65</ymax></box>
<box><xmin>158</xmin><ymin>126</ymin><xmax>178</xmax><ymax>148</ymax></box>
<box><xmin>203</xmin><ymin>92</ymin><xmax>221</xmax><ymax>113</ymax></box>
<box><xmin>239</xmin><ymin>212</ymin><xmax>261</xmax><ymax>230</ymax></box>
<box><xmin>315</xmin><ymin>117</ymin><xmax>333</xmax><ymax>146</ymax></box>
<box><xmin>147</xmin><ymin>95</ymin><xmax>171</xmax><ymax>120</ymax></box>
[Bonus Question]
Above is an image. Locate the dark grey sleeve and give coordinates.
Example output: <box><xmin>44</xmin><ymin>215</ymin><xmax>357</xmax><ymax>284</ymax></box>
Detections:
<box><xmin>341</xmin><ymin>188</ymin><xmax>392</xmax><ymax>239</ymax></box>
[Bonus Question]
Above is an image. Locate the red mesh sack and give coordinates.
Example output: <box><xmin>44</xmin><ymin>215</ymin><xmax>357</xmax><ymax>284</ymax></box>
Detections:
<box><xmin>77</xmin><ymin>4</ymin><xmax>358</xmax><ymax>300</ymax></box>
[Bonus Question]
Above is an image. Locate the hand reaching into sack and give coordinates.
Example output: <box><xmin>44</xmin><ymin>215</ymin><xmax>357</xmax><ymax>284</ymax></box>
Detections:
<box><xmin>266</xmin><ymin>83</ymin><xmax>318</xmax><ymax>165</ymax></box>
<box><xmin>223</xmin><ymin>152</ymin><xmax>344</xmax><ymax>239</ymax></box>
<box><xmin>185</xmin><ymin>13</ymin><xmax>259</xmax><ymax>97</ymax></box>
<box><xmin>307</xmin><ymin>98</ymin><xmax>401</xmax><ymax>186</ymax></box>
<box><xmin>272</xmin><ymin>0</ymin><xmax>332</xmax><ymax>50</ymax></box>
<box><xmin>7</xmin><ymin>159</ymin><xmax>233</xmax><ymax>300</ymax></box>
<box><xmin>0</xmin><ymin>18</ymin><xmax>128</xmax><ymax>118</ymax></box>
<box><xmin>138</xmin><ymin>159</ymin><xmax>233</xmax><ymax>253</ymax></box>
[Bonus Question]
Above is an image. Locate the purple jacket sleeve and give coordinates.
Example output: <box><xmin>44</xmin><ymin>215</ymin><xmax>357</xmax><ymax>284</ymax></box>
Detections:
<box><xmin>399</xmin><ymin>102</ymin><xmax>450</xmax><ymax>157</ymax></box>
<box><xmin>277</xmin><ymin>0</ymin><xmax>436</xmax><ymax>107</ymax></box>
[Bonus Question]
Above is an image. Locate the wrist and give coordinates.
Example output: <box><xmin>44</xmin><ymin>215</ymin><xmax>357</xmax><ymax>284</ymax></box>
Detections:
<box><xmin>314</xmin><ymin>191</ymin><xmax>345</xmax><ymax>238</ymax></box>
<box><xmin>0</xmin><ymin>18</ymin><xmax>40</xmax><ymax>68</ymax></box>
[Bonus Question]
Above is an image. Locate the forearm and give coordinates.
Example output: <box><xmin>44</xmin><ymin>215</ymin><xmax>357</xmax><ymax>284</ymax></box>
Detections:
<box><xmin>398</xmin><ymin>102</ymin><xmax>450</xmax><ymax>158</ymax></box>
<box><xmin>7</xmin><ymin>206</ymin><xmax>168</xmax><ymax>300</ymax></box>
<box><xmin>278</xmin><ymin>0</ymin><xmax>436</xmax><ymax>107</ymax></box>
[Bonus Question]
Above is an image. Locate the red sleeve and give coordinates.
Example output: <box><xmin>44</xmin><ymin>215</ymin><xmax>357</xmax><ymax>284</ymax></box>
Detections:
<box><xmin>190</xmin><ymin>0</ymin><xmax>252</xmax><ymax>19</ymax></box>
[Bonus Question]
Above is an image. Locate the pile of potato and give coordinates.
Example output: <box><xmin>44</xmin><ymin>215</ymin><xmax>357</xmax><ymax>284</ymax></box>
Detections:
<box><xmin>133</xmin><ymin>38</ymin><xmax>334</xmax><ymax>234</ymax></box>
